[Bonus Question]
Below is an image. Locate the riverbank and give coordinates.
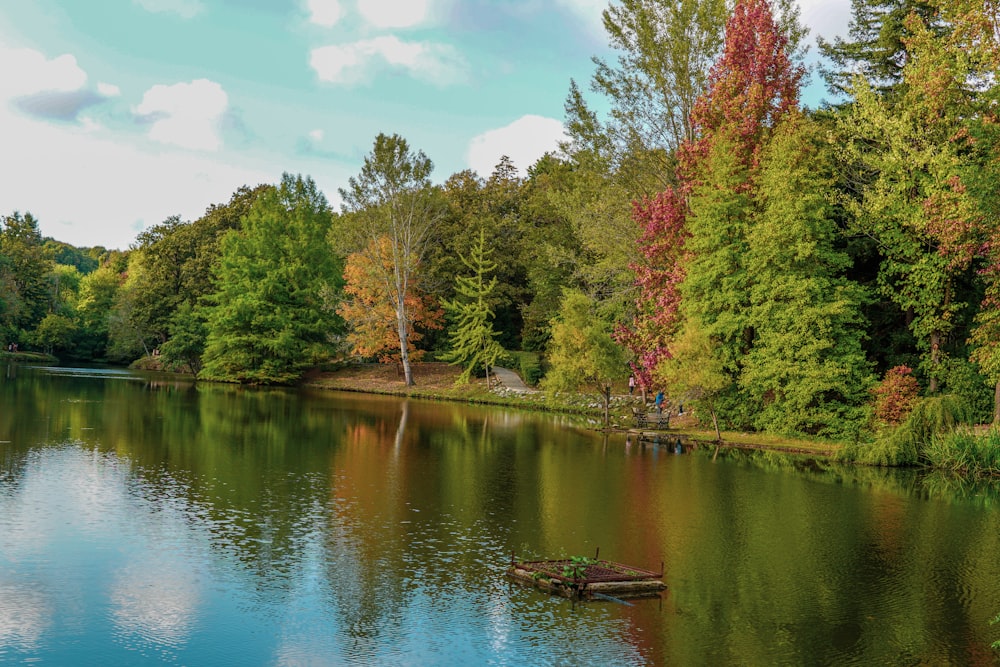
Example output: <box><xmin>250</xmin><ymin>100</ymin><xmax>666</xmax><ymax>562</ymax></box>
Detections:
<box><xmin>0</xmin><ymin>351</ymin><xmax>57</xmax><ymax>363</ymax></box>
<box><xmin>303</xmin><ymin>362</ymin><xmax>844</xmax><ymax>457</ymax></box>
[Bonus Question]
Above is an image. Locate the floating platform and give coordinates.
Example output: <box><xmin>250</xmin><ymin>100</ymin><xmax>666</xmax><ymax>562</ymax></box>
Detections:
<box><xmin>508</xmin><ymin>551</ymin><xmax>666</xmax><ymax>600</ymax></box>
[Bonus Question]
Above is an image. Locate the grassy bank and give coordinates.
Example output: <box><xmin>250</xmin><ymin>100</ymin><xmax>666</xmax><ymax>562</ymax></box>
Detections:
<box><xmin>303</xmin><ymin>362</ymin><xmax>846</xmax><ymax>457</ymax></box>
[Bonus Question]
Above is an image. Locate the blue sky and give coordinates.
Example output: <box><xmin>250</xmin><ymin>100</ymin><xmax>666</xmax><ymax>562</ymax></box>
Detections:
<box><xmin>0</xmin><ymin>0</ymin><xmax>850</xmax><ymax>250</ymax></box>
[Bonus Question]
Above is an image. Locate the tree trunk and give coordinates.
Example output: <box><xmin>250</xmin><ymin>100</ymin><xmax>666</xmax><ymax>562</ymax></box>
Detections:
<box><xmin>397</xmin><ymin>300</ymin><xmax>413</xmax><ymax>386</ymax></box>
<box><xmin>603</xmin><ymin>386</ymin><xmax>611</xmax><ymax>431</ymax></box>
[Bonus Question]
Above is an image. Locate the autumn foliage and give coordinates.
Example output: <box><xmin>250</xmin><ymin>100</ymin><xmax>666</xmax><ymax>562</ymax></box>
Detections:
<box><xmin>871</xmin><ymin>366</ymin><xmax>921</xmax><ymax>426</ymax></box>
<box><xmin>337</xmin><ymin>236</ymin><xmax>442</xmax><ymax>364</ymax></box>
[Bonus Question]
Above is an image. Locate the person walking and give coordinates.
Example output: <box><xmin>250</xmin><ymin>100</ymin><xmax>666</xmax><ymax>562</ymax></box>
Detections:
<box><xmin>654</xmin><ymin>390</ymin><xmax>664</xmax><ymax>414</ymax></box>
<box><xmin>628</xmin><ymin>375</ymin><xmax>636</xmax><ymax>395</ymax></box>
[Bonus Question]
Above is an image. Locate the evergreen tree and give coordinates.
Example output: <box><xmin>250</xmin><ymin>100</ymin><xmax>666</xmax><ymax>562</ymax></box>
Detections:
<box><xmin>440</xmin><ymin>229</ymin><xmax>504</xmax><ymax>387</ymax></box>
<box><xmin>817</xmin><ymin>0</ymin><xmax>941</xmax><ymax>98</ymax></box>
<box><xmin>743</xmin><ymin>116</ymin><xmax>873</xmax><ymax>437</ymax></box>
<box><xmin>200</xmin><ymin>174</ymin><xmax>343</xmax><ymax>384</ymax></box>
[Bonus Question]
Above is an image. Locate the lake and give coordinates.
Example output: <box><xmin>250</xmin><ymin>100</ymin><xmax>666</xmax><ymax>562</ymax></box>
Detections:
<box><xmin>2</xmin><ymin>362</ymin><xmax>1000</xmax><ymax>665</ymax></box>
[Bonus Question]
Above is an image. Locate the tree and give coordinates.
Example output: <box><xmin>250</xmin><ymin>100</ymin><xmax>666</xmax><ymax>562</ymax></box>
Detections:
<box><xmin>543</xmin><ymin>289</ymin><xmax>628</xmax><ymax>428</ymax></box>
<box><xmin>200</xmin><ymin>173</ymin><xmax>343</xmax><ymax>384</ymax></box>
<box><xmin>337</xmin><ymin>236</ymin><xmax>442</xmax><ymax>364</ymax></box>
<box><xmin>565</xmin><ymin>0</ymin><xmax>729</xmax><ymax>192</ymax></box>
<box><xmin>871</xmin><ymin>365</ymin><xmax>921</xmax><ymax>426</ymax></box>
<box><xmin>158</xmin><ymin>301</ymin><xmax>207</xmax><ymax>374</ymax></box>
<box><xmin>676</xmin><ymin>0</ymin><xmax>806</xmax><ymax>428</ymax></box>
<box><xmin>440</xmin><ymin>229</ymin><xmax>504</xmax><ymax>387</ymax></box>
<box><xmin>337</xmin><ymin>133</ymin><xmax>442</xmax><ymax>386</ymax></box>
<box><xmin>618</xmin><ymin>186</ymin><xmax>688</xmax><ymax>391</ymax></box>
<box><xmin>742</xmin><ymin>116</ymin><xmax>873</xmax><ymax>437</ymax></box>
<box><xmin>655</xmin><ymin>320</ymin><xmax>730</xmax><ymax>440</ymax></box>
<box><xmin>836</xmin><ymin>11</ymin><xmax>983</xmax><ymax>392</ymax></box>
<box><xmin>817</xmin><ymin>0</ymin><xmax>942</xmax><ymax>98</ymax></box>
<box><xmin>0</xmin><ymin>211</ymin><xmax>52</xmax><ymax>334</ymax></box>
<box><xmin>77</xmin><ymin>258</ymin><xmax>125</xmax><ymax>360</ymax></box>
<box><xmin>31</xmin><ymin>313</ymin><xmax>77</xmax><ymax>356</ymax></box>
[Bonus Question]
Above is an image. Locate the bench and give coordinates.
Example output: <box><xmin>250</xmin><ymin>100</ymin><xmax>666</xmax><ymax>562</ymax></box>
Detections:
<box><xmin>632</xmin><ymin>407</ymin><xmax>670</xmax><ymax>429</ymax></box>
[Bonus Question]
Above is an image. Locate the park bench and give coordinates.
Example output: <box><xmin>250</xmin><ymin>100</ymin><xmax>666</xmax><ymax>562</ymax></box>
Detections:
<box><xmin>632</xmin><ymin>407</ymin><xmax>670</xmax><ymax>429</ymax></box>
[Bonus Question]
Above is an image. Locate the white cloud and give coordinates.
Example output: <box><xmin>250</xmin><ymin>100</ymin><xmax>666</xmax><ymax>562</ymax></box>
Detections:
<box><xmin>132</xmin><ymin>0</ymin><xmax>205</xmax><ymax>19</ymax></box>
<box><xmin>0</xmin><ymin>47</ymin><xmax>87</xmax><ymax>99</ymax></box>
<box><xmin>799</xmin><ymin>0</ymin><xmax>852</xmax><ymax>44</ymax></box>
<box><xmin>309</xmin><ymin>128</ymin><xmax>324</xmax><ymax>141</ymax></box>
<box><xmin>0</xmin><ymin>96</ymin><xmax>273</xmax><ymax>249</ymax></box>
<box><xmin>305</xmin><ymin>0</ymin><xmax>342</xmax><ymax>27</ymax></box>
<box><xmin>467</xmin><ymin>115</ymin><xmax>568</xmax><ymax>178</ymax></box>
<box><xmin>134</xmin><ymin>79</ymin><xmax>228</xmax><ymax>151</ymax></box>
<box><xmin>97</xmin><ymin>82</ymin><xmax>121</xmax><ymax>97</ymax></box>
<box><xmin>357</xmin><ymin>0</ymin><xmax>430</xmax><ymax>29</ymax></box>
<box><xmin>0</xmin><ymin>46</ymin><xmax>120</xmax><ymax>122</ymax></box>
<box><xmin>310</xmin><ymin>36</ymin><xmax>467</xmax><ymax>86</ymax></box>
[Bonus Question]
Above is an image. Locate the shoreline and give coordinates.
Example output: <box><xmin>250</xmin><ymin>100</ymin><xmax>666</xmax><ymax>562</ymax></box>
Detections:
<box><xmin>301</xmin><ymin>362</ymin><xmax>845</xmax><ymax>458</ymax></box>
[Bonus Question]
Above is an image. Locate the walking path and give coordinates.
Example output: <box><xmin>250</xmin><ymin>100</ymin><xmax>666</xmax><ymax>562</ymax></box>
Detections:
<box><xmin>492</xmin><ymin>367</ymin><xmax>535</xmax><ymax>393</ymax></box>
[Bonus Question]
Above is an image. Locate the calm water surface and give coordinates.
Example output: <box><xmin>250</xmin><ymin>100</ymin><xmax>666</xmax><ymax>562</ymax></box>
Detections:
<box><xmin>2</xmin><ymin>362</ymin><xmax>1000</xmax><ymax>666</ymax></box>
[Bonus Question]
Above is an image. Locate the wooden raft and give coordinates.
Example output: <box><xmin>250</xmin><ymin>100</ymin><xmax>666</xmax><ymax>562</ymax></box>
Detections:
<box><xmin>508</xmin><ymin>552</ymin><xmax>666</xmax><ymax>600</ymax></box>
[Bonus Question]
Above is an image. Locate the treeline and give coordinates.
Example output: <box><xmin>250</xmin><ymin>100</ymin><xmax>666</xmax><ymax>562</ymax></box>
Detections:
<box><xmin>4</xmin><ymin>0</ymin><xmax>1000</xmax><ymax>454</ymax></box>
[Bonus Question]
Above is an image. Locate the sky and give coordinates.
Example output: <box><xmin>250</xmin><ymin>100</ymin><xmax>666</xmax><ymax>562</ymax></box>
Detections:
<box><xmin>0</xmin><ymin>0</ymin><xmax>851</xmax><ymax>250</ymax></box>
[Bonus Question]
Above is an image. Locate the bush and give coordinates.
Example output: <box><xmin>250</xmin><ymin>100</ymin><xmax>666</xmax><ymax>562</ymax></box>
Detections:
<box><xmin>871</xmin><ymin>366</ymin><xmax>920</xmax><ymax>426</ymax></box>
<box><xmin>844</xmin><ymin>394</ymin><xmax>967</xmax><ymax>467</ymax></box>
<box><xmin>939</xmin><ymin>357</ymin><xmax>993</xmax><ymax>425</ymax></box>
<box><xmin>924</xmin><ymin>427</ymin><xmax>1000</xmax><ymax>476</ymax></box>
<box><xmin>519</xmin><ymin>353</ymin><xmax>544</xmax><ymax>387</ymax></box>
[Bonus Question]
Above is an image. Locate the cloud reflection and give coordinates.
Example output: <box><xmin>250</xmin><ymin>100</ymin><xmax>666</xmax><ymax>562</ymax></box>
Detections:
<box><xmin>0</xmin><ymin>580</ymin><xmax>50</xmax><ymax>651</ymax></box>
<box><xmin>110</xmin><ymin>560</ymin><xmax>199</xmax><ymax>648</ymax></box>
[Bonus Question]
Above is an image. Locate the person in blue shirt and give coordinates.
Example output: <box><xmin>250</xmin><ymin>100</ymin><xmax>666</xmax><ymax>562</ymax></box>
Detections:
<box><xmin>654</xmin><ymin>390</ymin><xmax>665</xmax><ymax>414</ymax></box>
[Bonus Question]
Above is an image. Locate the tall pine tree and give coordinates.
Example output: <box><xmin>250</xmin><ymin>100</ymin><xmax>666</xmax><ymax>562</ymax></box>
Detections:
<box><xmin>441</xmin><ymin>229</ymin><xmax>504</xmax><ymax>387</ymax></box>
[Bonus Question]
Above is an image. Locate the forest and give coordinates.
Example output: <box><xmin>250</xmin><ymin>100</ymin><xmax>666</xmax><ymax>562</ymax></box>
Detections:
<box><xmin>4</xmin><ymin>0</ymin><xmax>1000</xmax><ymax>467</ymax></box>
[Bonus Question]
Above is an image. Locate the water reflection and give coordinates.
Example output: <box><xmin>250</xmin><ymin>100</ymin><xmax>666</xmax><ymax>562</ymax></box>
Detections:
<box><xmin>0</xmin><ymin>580</ymin><xmax>49</xmax><ymax>651</ymax></box>
<box><xmin>1</xmin><ymin>362</ymin><xmax>1000</xmax><ymax>665</ymax></box>
<box><xmin>110</xmin><ymin>560</ymin><xmax>199</xmax><ymax>648</ymax></box>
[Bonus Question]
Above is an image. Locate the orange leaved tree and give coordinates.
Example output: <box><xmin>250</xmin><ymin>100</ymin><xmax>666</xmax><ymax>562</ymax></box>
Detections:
<box><xmin>337</xmin><ymin>235</ymin><xmax>442</xmax><ymax>366</ymax></box>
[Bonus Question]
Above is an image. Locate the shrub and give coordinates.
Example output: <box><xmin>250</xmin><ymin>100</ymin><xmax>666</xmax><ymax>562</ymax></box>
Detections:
<box><xmin>519</xmin><ymin>353</ymin><xmax>544</xmax><ymax>387</ymax></box>
<box><xmin>846</xmin><ymin>394</ymin><xmax>967</xmax><ymax>467</ymax></box>
<box><xmin>871</xmin><ymin>366</ymin><xmax>920</xmax><ymax>426</ymax></box>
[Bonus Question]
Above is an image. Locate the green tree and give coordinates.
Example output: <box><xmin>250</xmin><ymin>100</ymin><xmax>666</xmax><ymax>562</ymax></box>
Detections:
<box><xmin>743</xmin><ymin>116</ymin><xmax>873</xmax><ymax>437</ymax></box>
<box><xmin>31</xmin><ymin>312</ymin><xmax>77</xmax><ymax>355</ymax></box>
<box><xmin>836</xmin><ymin>12</ymin><xmax>983</xmax><ymax>392</ymax></box>
<box><xmin>543</xmin><ymin>289</ymin><xmax>628</xmax><ymax>428</ymax></box>
<box><xmin>0</xmin><ymin>211</ymin><xmax>52</xmax><ymax>335</ymax></box>
<box><xmin>76</xmin><ymin>259</ymin><xmax>124</xmax><ymax>360</ymax></box>
<box><xmin>441</xmin><ymin>229</ymin><xmax>504</xmax><ymax>387</ymax></box>
<box><xmin>655</xmin><ymin>319</ymin><xmax>730</xmax><ymax>440</ymax></box>
<box><xmin>817</xmin><ymin>0</ymin><xmax>941</xmax><ymax>98</ymax></box>
<box><xmin>336</xmin><ymin>133</ymin><xmax>442</xmax><ymax>386</ymax></box>
<box><xmin>200</xmin><ymin>173</ymin><xmax>343</xmax><ymax>384</ymax></box>
<box><xmin>159</xmin><ymin>301</ymin><xmax>208</xmax><ymax>374</ymax></box>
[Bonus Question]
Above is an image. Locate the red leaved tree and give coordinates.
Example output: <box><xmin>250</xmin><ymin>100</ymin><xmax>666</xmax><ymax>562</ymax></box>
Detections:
<box><xmin>872</xmin><ymin>366</ymin><xmax>921</xmax><ymax>426</ymax></box>
<box><xmin>621</xmin><ymin>0</ymin><xmax>803</xmax><ymax>391</ymax></box>
<box><xmin>618</xmin><ymin>187</ymin><xmax>689</xmax><ymax>391</ymax></box>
